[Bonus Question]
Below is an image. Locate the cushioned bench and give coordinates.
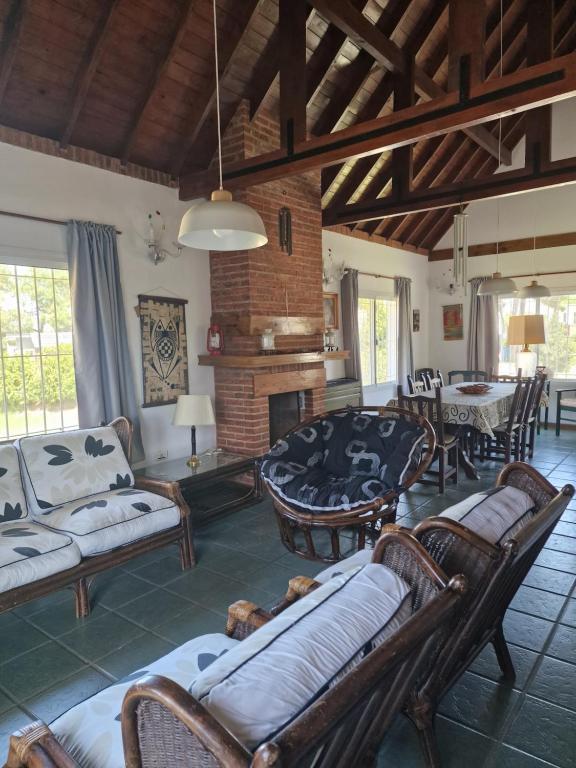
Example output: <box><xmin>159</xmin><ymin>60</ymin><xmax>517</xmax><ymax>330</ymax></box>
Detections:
<box><xmin>0</xmin><ymin>418</ymin><xmax>194</xmax><ymax>619</ymax></box>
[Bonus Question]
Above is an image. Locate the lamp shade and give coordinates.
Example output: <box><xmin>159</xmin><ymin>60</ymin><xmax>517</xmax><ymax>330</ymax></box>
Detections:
<box><xmin>178</xmin><ymin>191</ymin><xmax>267</xmax><ymax>252</ymax></box>
<box><xmin>173</xmin><ymin>395</ymin><xmax>216</xmax><ymax>427</ymax></box>
<box><xmin>518</xmin><ymin>280</ymin><xmax>551</xmax><ymax>298</ymax></box>
<box><xmin>507</xmin><ymin>315</ymin><xmax>545</xmax><ymax>346</ymax></box>
<box><xmin>477</xmin><ymin>272</ymin><xmax>518</xmax><ymax>296</ymax></box>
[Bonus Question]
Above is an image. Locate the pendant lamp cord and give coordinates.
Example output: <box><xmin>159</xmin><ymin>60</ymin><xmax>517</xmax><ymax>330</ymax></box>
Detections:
<box><xmin>496</xmin><ymin>0</ymin><xmax>503</xmax><ymax>272</ymax></box>
<box><xmin>212</xmin><ymin>0</ymin><xmax>224</xmax><ymax>191</ymax></box>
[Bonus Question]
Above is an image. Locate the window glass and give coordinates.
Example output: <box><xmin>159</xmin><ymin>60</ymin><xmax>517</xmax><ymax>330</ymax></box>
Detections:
<box><xmin>358</xmin><ymin>297</ymin><xmax>397</xmax><ymax>386</ymax></box>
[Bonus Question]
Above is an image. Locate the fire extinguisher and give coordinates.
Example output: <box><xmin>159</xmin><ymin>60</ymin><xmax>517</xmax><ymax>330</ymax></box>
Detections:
<box><xmin>207</xmin><ymin>323</ymin><xmax>224</xmax><ymax>355</ymax></box>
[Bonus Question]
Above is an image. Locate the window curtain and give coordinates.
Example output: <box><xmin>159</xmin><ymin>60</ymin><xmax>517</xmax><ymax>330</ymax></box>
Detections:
<box><xmin>67</xmin><ymin>221</ymin><xmax>143</xmax><ymax>461</ymax></box>
<box><xmin>468</xmin><ymin>276</ymin><xmax>499</xmax><ymax>374</ymax></box>
<box><xmin>394</xmin><ymin>277</ymin><xmax>413</xmax><ymax>385</ymax></box>
<box><xmin>340</xmin><ymin>269</ymin><xmax>361</xmax><ymax>382</ymax></box>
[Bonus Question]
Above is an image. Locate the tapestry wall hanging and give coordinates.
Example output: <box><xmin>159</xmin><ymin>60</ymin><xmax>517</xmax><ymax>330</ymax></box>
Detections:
<box><xmin>138</xmin><ymin>294</ymin><xmax>189</xmax><ymax>406</ymax></box>
<box><xmin>442</xmin><ymin>303</ymin><xmax>464</xmax><ymax>341</ymax></box>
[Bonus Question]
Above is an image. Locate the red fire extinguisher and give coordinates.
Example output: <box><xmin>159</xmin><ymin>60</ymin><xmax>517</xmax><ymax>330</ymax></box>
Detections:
<box><xmin>207</xmin><ymin>323</ymin><xmax>224</xmax><ymax>355</ymax></box>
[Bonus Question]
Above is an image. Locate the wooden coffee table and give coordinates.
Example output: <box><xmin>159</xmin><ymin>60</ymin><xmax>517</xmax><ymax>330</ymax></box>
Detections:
<box><xmin>134</xmin><ymin>452</ymin><xmax>263</xmax><ymax>526</ymax></box>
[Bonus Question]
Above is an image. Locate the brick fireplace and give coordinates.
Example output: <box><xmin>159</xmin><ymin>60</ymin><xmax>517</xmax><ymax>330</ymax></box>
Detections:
<box><xmin>201</xmin><ymin>102</ymin><xmax>332</xmax><ymax>456</ymax></box>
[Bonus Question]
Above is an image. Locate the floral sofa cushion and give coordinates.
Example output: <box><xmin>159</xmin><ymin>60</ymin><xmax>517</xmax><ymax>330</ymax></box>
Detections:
<box><xmin>438</xmin><ymin>485</ymin><xmax>536</xmax><ymax>545</ymax></box>
<box><xmin>16</xmin><ymin>427</ymin><xmax>134</xmax><ymax>514</ymax></box>
<box><xmin>0</xmin><ymin>521</ymin><xmax>81</xmax><ymax>592</ymax></box>
<box><xmin>35</xmin><ymin>488</ymin><xmax>180</xmax><ymax>557</ymax></box>
<box><xmin>191</xmin><ymin>564</ymin><xmax>412</xmax><ymax>750</ymax></box>
<box><xmin>0</xmin><ymin>444</ymin><xmax>29</xmax><ymax>523</ymax></box>
<box><xmin>260</xmin><ymin>412</ymin><xmax>426</xmax><ymax>512</ymax></box>
<box><xmin>50</xmin><ymin>633</ymin><xmax>238</xmax><ymax>768</ymax></box>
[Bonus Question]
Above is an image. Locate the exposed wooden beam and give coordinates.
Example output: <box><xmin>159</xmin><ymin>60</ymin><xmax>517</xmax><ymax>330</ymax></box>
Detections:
<box><xmin>524</xmin><ymin>0</ymin><xmax>553</xmax><ymax>170</ymax></box>
<box><xmin>171</xmin><ymin>0</ymin><xmax>264</xmax><ymax>176</ymax></box>
<box><xmin>180</xmin><ymin>53</ymin><xmax>576</xmax><ymax>199</ymax></box>
<box><xmin>280</xmin><ymin>0</ymin><xmax>308</xmax><ymax>147</ymax></box>
<box><xmin>0</xmin><ymin>0</ymin><xmax>27</xmax><ymax>110</ymax></box>
<box><xmin>325</xmin><ymin>224</ymin><xmax>429</xmax><ymax>256</ymax></box>
<box><xmin>390</xmin><ymin>56</ymin><xmax>414</xmax><ymax>199</ymax></box>
<box><xmin>448</xmin><ymin>0</ymin><xmax>486</xmax><ymax>91</ymax></box>
<box><xmin>308</xmin><ymin>0</ymin><xmax>511</xmax><ymax>165</ymax></box>
<box><xmin>120</xmin><ymin>0</ymin><xmax>196</xmax><ymax>165</ymax></box>
<box><xmin>60</xmin><ymin>0</ymin><xmax>120</xmax><ymax>149</ymax></box>
<box><xmin>430</xmin><ymin>231</ymin><xmax>576</xmax><ymax>261</ymax></box>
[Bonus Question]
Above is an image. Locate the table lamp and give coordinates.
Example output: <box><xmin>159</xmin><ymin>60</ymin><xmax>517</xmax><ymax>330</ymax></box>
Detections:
<box><xmin>173</xmin><ymin>395</ymin><xmax>216</xmax><ymax>467</ymax></box>
<box><xmin>507</xmin><ymin>315</ymin><xmax>545</xmax><ymax>377</ymax></box>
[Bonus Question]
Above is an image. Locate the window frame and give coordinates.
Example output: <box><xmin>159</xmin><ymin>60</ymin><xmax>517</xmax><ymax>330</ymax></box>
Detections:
<box><xmin>358</xmin><ymin>295</ymin><xmax>398</xmax><ymax>388</ymax></box>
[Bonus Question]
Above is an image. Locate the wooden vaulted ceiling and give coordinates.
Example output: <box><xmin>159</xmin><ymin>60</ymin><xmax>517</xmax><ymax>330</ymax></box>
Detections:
<box><xmin>0</xmin><ymin>0</ymin><xmax>574</xmax><ymax>252</ymax></box>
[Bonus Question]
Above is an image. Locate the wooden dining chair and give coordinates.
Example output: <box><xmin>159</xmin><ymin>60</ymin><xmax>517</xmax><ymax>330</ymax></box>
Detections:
<box><xmin>397</xmin><ymin>385</ymin><xmax>458</xmax><ymax>493</ymax></box>
<box><xmin>481</xmin><ymin>380</ymin><xmax>531</xmax><ymax>463</ymax></box>
<box><xmin>448</xmin><ymin>370</ymin><xmax>488</xmax><ymax>383</ymax></box>
<box><xmin>415</xmin><ymin>367</ymin><xmax>434</xmax><ymax>383</ymax></box>
<box><xmin>407</xmin><ymin>374</ymin><xmax>427</xmax><ymax>394</ymax></box>
<box><xmin>522</xmin><ymin>374</ymin><xmax>547</xmax><ymax>460</ymax></box>
<box><xmin>535</xmin><ymin>366</ymin><xmax>550</xmax><ymax>433</ymax></box>
<box><xmin>489</xmin><ymin>367</ymin><xmax>522</xmax><ymax>383</ymax></box>
<box><xmin>423</xmin><ymin>371</ymin><xmax>443</xmax><ymax>390</ymax></box>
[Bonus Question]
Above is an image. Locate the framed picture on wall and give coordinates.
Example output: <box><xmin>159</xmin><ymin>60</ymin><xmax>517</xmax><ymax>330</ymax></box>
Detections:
<box><xmin>323</xmin><ymin>292</ymin><xmax>339</xmax><ymax>330</ymax></box>
<box><xmin>442</xmin><ymin>303</ymin><xmax>464</xmax><ymax>341</ymax></box>
<box><xmin>413</xmin><ymin>309</ymin><xmax>420</xmax><ymax>332</ymax></box>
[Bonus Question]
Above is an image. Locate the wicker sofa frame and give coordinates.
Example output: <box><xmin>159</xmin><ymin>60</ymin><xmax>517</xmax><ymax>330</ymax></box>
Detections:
<box><xmin>0</xmin><ymin>417</ymin><xmax>195</xmax><ymax>620</ymax></box>
<box><xmin>264</xmin><ymin>405</ymin><xmax>436</xmax><ymax>563</ymax></box>
<box><xmin>6</xmin><ymin>530</ymin><xmax>465</xmax><ymax>768</ymax></box>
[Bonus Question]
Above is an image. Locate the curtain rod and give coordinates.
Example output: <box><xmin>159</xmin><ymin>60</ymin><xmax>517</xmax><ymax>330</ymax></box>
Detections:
<box><xmin>470</xmin><ymin>269</ymin><xmax>576</xmax><ymax>281</ymax></box>
<box><xmin>356</xmin><ymin>269</ymin><xmax>411</xmax><ymax>281</ymax></box>
<box><xmin>0</xmin><ymin>209</ymin><xmax>122</xmax><ymax>235</ymax></box>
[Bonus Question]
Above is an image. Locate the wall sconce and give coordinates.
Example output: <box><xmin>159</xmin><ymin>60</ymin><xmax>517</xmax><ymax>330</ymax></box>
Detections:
<box><xmin>147</xmin><ymin>211</ymin><xmax>184</xmax><ymax>266</ymax></box>
<box><xmin>322</xmin><ymin>248</ymin><xmax>347</xmax><ymax>287</ymax></box>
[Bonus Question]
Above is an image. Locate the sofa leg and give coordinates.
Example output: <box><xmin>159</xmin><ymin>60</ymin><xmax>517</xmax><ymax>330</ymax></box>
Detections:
<box><xmin>179</xmin><ymin>518</ymin><xmax>196</xmax><ymax>569</ymax></box>
<box><xmin>409</xmin><ymin>700</ymin><xmax>441</xmax><ymax>768</ymax></box>
<box><xmin>74</xmin><ymin>578</ymin><xmax>90</xmax><ymax>618</ymax></box>
<box><xmin>492</xmin><ymin>623</ymin><xmax>516</xmax><ymax>681</ymax></box>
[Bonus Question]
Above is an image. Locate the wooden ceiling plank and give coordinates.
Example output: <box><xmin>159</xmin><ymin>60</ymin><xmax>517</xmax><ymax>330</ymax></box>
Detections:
<box><xmin>171</xmin><ymin>0</ymin><xmax>264</xmax><ymax>177</ymax></box>
<box><xmin>59</xmin><ymin>0</ymin><xmax>121</xmax><ymax>149</ymax></box>
<box><xmin>0</xmin><ymin>0</ymin><xmax>28</xmax><ymax>110</ymax></box>
<box><xmin>279</xmin><ymin>0</ymin><xmax>308</xmax><ymax>147</ymax></box>
<box><xmin>120</xmin><ymin>0</ymin><xmax>197</xmax><ymax>166</ymax></box>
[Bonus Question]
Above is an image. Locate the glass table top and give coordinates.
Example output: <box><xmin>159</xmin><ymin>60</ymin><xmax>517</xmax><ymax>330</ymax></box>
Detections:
<box><xmin>134</xmin><ymin>451</ymin><xmax>254</xmax><ymax>483</ymax></box>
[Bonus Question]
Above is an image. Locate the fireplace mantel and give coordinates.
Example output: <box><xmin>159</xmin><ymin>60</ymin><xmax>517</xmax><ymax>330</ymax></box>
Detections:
<box><xmin>198</xmin><ymin>351</ymin><xmax>349</xmax><ymax>368</ymax></box>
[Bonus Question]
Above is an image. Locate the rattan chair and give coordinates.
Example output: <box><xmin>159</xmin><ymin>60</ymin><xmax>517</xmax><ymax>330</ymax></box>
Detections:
<box><xmin>261</xmin><ymin>407</ymin><xmax>436</xmax><ymax>562</ymax></box>
<box><xmin>448</xmin><ymin>370</ymin><xmax>488</xmax><ymax>383</ymax></box>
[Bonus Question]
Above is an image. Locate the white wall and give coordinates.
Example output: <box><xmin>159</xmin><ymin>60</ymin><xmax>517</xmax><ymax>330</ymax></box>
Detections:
<box><xmin>322</xmin><ymin>229</ymin><xmax>430</xmax><ymax>402</ymax></box>
<box><xmin>0</xmin><ymin>142</ymin><xmax>214</xmax><ymax>463</ymax></box>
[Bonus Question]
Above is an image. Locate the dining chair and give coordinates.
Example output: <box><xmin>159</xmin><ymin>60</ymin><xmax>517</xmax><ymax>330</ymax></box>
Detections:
<box><xmin>523</xmin><ymin>373</ymin><xmax>547</xmax><ymax>459</ymax></box>
<box><xmin>415</xmin><ymin>367</ymin><xmax>434</xmax><ymax>383</ymax></box>
<box><xmin>407</xmin><ymin>374</ymin><xmax>427</xmax><ymax>394</ymax></box>
<box><xmin>397</xmin><ymin>385</ymin><xmax>458</xmax><ymax>493</ymax></box>
<box><xmin>481</xmin><ymin>380</ymin><xmax>531</xmax><ymax>463</ymax></box>
<box><xmin>423</xmin><ymin>371</ymin><xmax>443</xmax><ymax>390</ymax></box>
<box><xmin>535</xmin><ymin>366</ymin><xmax>550</xmax><ymax>433</ymax></box>
<box><xmin>489</xmin><ymin>367</ymin><xmax>522</xmax><ymax>383</ymax></box>
<box><xmin>555</xmin><ymin>387</ymin><xmax>576</xmax><ymax>435</ymax></box>
<box><xmin>448</xmin><ymin>370</ymin><xmax>488</xmax><ymax>383</ymax></box>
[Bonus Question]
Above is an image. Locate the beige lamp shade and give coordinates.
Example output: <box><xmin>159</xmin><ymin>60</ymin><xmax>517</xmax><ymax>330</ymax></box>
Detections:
<box><xmin>507</xmin><ymin>315</ymin><xmax>545</xmax><ymax>347</ymax></box>
<box><xmin>173</xmin><ymin>395</ymin><xmax>216</xmax><ymax>427</ymax></box>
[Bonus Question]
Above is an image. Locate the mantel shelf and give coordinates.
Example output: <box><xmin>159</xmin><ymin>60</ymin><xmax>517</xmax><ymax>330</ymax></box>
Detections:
<box><xmin>198</xmin><ymin>351</ymin><xmax>350</xmax><ymax>368</ymax></box>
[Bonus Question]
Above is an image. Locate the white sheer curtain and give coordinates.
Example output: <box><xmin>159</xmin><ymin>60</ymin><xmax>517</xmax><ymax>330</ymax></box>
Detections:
<box><xmin>394</xmin><ymin>277</ymin><xmax>413</xmax><ymax>385</ymax></box>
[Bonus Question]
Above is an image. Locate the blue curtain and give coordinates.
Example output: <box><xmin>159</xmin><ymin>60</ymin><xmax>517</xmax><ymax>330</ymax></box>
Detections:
<box><xmin>67</xmin><ymin>221</ymin><xmax>143</xmax><ymax>461</ymax></box>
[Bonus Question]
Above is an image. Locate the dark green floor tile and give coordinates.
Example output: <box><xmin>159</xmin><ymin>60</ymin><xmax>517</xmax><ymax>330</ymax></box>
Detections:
<box><xmin>504</xmin><ymin>696</ymin><xmax>576</xmax><ymax>768</ymax></box>
<box><xmin>439</xmin><ymin>671</ymin><xmax>520</xmax><ymax>737</ymax></box>
<box><xmin>0</xmin><ymin>708</ymin><xmax>33</xmax><ymax>765</ymax></box>
<box><xmin>559</xmin><ymin>598</ymin><xmax>576</xmax><ymax>628</ymax></box>
<box><xmin>0</xmin><ymin>617</ymin><xmax>50</xmax><ymax>664</ymax></box>
<box><xmin>237</xmin><ymin>562</ymin><xmax>299</xmax><ymax>596</ymax></box>
<box><xmin>470</xmin><ymin>643</ymin><xmax>539</xmax><ymax>690</ymax></box>
<box><xmin>554</xmin><ymin>521</ymin><xmax>576</xmax><ymax>538</ymax></box>
<box><xmin>536</xmin><ymin>548</ymin><xmax>576</xmax><ymax>574</ymax></box>
<box><xmin>26</xmin><ymin>601</ymin><xmax>109</xmax><ymax>637</ymax></box>
<box><xmin>546</xmin><ymin>624</ymin><xmax>576</xmax><ymax>664</ymax></box>
<box><xmin>275</xmin><ymin>552</ymin><xmax>324</xmax><ymax>577</ymax></box>
<box><xmin>561</xmin><ymin>509</ymin><xmax>576</xmax><ymax>524</ymax></box>
<box><xmin>0</xmin><ymin>690</ymin><xmax>15</xmax><ymax>716</ymax></box>
<box><xmin>546</xmin><ymin>533</ymin><xmax>576</xmax><ymax>555</ymax></box>
<box><xmin>215</xmin><ymin>528</ymin><xmax>288</xmax><ymax>561</ymax></box>
<box><xmin>188</xmin><ymin>580</ymin><xmax>273</xmax><ymax>616</ymax></box>
<box><xmin>377</xmin><ymin>713</ymin><xmax>495</xmax><ymax>768</ymax></box>
<box><xmin>23</xmin><ymin>666</ymin><xmax>112</xmax><ymax>722</ymax></box>
<box><xmin>502</xmin><ymin>610</ymin><xmax>555</xmax><ymax>652</ymax></box>
<box><xmin>510</xmin><ymin>585</ymin><xmax>565</xmax><ymax>621</ymax></box>
<box><xmin>12</xmin><ymin>589</ymin><xmax>69</xmax><ymax>618</ymax></box>
<box><xmin>118</xmin><ymin>589</ymin><xmax>192</xmax><ymax>629</ymax></box>
<box><xmin>164</xmin><ymin>567</ymin><xmax>244</xmax><ymax>603</ymax></box>
<box><xmin>92</xmin><ymin>571</ymin><xmax>156</xmax><ymax>608</ymax></box>
<box><xmin>153</xmin><ymin>605</ymin><xmax>225</xmax><ymax>645</ymax></box>
<box><xmin>121</xmin><ymin>547</ymin><xmax>173</xmax><ymax>573</ymax></box>
<box><xmin>1</xmin><ymin>641</ymin><xmax>85</xmax><ymax>700</ymax></box>
<box><xmin>198</xmin><ymin>546</ymin><xmax>270</xmax><ymax>580</ymax></box>
<box><xmin>489</xmin><ymin>744</ymin><xmax>563</xmax><ymax>768</ymax></box>
<box><xmin>95</xmin><ymin>634</ymin><xmax>176</xmax><ymax>679</ymax></box>
<box><xmin>59</xmin><ymin>612</ymin><xmax>144</xmax><ymax>661</ymax></box>
<box><xmin>528</xmin><ymin>656</ymin><xmax>576</xmax><ymax>711</ymax></box>
<box><xmin>522</xmin><ymin>565</ymin><xmax>575</xmax><ymax>596</ymax></box>
<box><xmin>130</xmin><ymin>553</ymin><xmax>185</xmax><ymax>585</ymax></box>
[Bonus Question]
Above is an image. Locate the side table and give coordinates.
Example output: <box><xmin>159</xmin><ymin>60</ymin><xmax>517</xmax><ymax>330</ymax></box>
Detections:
<box><xmin>134</xmin><ymin>452</ymin><xmax>263</xmax><ymax>526</ymax></box>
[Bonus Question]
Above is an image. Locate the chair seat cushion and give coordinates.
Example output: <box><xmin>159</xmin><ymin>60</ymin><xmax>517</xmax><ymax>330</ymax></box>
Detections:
<box><xmin>438</xmin><ymin>485</ymin><xmax>536</xmax><ymax>545</ymax></box>
<box><xmin>560</xmin><ymin>398</ymin><xmax>576</xmax><ymax>408</ymax></box>
<box><xmin>50</xmin><ymin>633</ymin><xmax>238</xmax><ymax>768</ymax></box>
<box><xmin>190</xmin><ymin>564</ymin><xmax>412</xmax><ymax>749</ymax></box>
<box><xmin>314</xmin><ymin>547</ymin><xmax>374</xmax><ymax>583</ymax></box>
<box><xmin>16</xmin><ymin>427</ymin><xmax>134</xmax><ymax>514</ymax></box>
<box><xmin>0</xmin><ymin>521</ymin><xmax>81</xmax><ymax>592</ymax></box>
<box><xmin>34</xmin><ymin>488</ymin><xmax>180</xmax><ymax>556</ymax></box>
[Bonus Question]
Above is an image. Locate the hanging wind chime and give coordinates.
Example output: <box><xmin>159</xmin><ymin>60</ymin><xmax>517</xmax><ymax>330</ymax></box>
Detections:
<box><xmin>278</xmin><ymin>206</ymin><xmax>293</xmax><ymax>255</ymax></box>
<box><xmin>452</xmin><ymin>206</ymin><xmax>468</xmax><ymax>295</ymax></box>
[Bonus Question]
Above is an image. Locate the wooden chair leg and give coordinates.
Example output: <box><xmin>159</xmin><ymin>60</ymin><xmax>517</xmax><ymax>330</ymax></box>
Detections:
<box><xmin>438</xmin><ymin>450</ymin><xmax>445</xmax><ymax>494</ymax></box>
<box><xmin>504</xmin><ymin>435</ymin><xmax>511</xmax><ymax>464</ymax></box>
<box><xmin>450</xmin><ymin>445</ymin><xmax>458</xmax><ymax>484</ymax></box>
<box><xmin>556</xmin><ymin>404</ymin><xmax>561</xmax><ymax>436</ymax></box>
<box><xmin>529</xmin><ymin>422</ymin><xmax>536</xmax><ymax>458</ymax></box>
<box><xmin>73</xmin><ymin>578</ymin><xmax>90</xmax><ymax>618</ymax></box>
<box><xmin>492</xmin><ymin>623</ymin><xmax>516</xmax><ymax>681</ymax></box>
<box><xmin>410</xmin><ymin>704</ymin><xmax>441</xmax><ymax>768</ymax></box>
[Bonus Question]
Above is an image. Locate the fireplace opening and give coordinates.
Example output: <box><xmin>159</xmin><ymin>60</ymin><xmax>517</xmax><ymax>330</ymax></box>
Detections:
<box><xmin>269</xmin><ymin>391</ymin><xmax>303</xmax><ymax>446</ymax></box>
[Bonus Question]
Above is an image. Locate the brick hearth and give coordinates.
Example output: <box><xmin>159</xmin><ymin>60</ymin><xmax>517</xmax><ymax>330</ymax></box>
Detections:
<box><xmin>209</xmin><ymin>102</ymin><xmax>326</xmax><ymax>455</ymax></box>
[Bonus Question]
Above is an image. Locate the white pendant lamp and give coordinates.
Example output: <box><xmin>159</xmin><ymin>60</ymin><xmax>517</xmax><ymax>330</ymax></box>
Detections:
<box><xmin>518</xmin><ymin>234</ymin><xmax>550</xmax><ymax>298</ymax></box>
<box><xmin>178</xmin><ymin>0</ymin><xmax>267</xmax><ymax>252</ymax></box>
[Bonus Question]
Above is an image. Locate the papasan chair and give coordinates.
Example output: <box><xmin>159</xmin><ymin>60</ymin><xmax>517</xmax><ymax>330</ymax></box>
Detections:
<box><xmin>260</xmin><ymin>406</ymin><xmax>435</xmax><ymax>562</ymax></box>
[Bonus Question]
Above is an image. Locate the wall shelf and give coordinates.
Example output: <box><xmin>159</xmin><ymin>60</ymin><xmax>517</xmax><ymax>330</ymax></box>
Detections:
<box><xmin>198</xmin><ymin>350</ymin><xmax>349</xmax><ymax>368</ymax></box>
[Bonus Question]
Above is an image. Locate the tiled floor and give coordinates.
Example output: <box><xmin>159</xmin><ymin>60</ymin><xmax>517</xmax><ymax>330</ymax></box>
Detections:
<box><xmin>1</xmin><ymin>430</ymin><xmax>576</xmax><ymax>766</ymax></box>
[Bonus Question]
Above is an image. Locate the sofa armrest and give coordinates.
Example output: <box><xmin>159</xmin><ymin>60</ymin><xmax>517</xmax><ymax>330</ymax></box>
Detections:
<box><xmin>226</xmin><ymin>600</ymin><xmax>274</xmax><ymax>639</ymax></box>
<box><xmin>134</xmin><ymin>477</ymin><xmax>190</xmax><ymax>520</ymax></box>
<box><xmin>6</xmin><ymin>721</ymin><xmax>77</xmax><ymax>768</ymax></box>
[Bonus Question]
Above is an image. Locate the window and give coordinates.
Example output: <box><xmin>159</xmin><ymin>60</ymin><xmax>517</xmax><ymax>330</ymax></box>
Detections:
<box><xmin>498</xmin><ymin>293</ymin><xmax>576</xmax><ymax>379</ymax></box>
<box><xmin>0</xmin><ymin>264</ymin><xmax>78</xmax><ymax>439</ymax></box>
<box><xmin>358</xmin><ymin>296</ymin><xmax>397</xmax><ymax>386</ymax></box>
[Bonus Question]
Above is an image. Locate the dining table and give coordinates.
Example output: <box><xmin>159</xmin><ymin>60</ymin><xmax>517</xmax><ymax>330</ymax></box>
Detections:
<box><xmin>388</xmin><ymin>382</ymin><xmax>548</xmax><ymax>479</ymax></box>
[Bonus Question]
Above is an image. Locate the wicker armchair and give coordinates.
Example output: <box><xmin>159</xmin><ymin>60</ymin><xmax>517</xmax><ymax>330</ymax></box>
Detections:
<box><xmin>260</xmin><ymin>406</ymin><xmax>435</xmax><ymax>562</ymax></box>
